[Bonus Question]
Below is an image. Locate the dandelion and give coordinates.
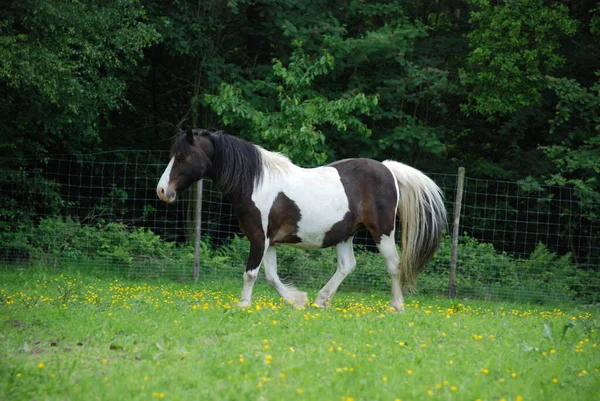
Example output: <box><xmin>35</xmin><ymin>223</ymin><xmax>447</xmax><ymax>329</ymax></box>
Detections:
<box><xmin>280</xmin><ymin>373</ymin><xmax>286</xmax><ymax>379</ymax></box>
<box><xmin>382</xmin><ymin>377</ymin><xmax>388</xmax><ymax>383</ymax></box>
<box><xmin>16</xmin><ymin>373</ymin><xmax>22</xmax><ymax>378</ymax></box>
<box><xmin>102</xmin><ymin>359</ymin><xmax>108</xmax><ymax>364</ymax></box>
<box><xmin>451</xmin><ymin>385</ymin><xmax>458</xmax><ymax>392</ymax></box>
<box><xmin>37</xmin><ymin>362</ymin><xmax>45</xmax><ymax>369</ymax></box>
<box><xmin>552</xmin><ymin>378</ymin><xmax>559</xmax><ymax>383</ymax></box>
<box><xmin>407</xmin><ymin>369</ymin><xmax>413</xmax><ymax>375</ymax></box>
<box><xmin>296</xmin><ymin>388</ymin><xmax>304</xmax><ymax>395</ymax></box>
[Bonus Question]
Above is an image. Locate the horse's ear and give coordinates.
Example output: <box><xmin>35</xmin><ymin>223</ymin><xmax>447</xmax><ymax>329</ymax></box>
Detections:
<box><xmin>186</xmin><ymin>127</ymin><xmax>194</xmax><ymax>144</ymax></box>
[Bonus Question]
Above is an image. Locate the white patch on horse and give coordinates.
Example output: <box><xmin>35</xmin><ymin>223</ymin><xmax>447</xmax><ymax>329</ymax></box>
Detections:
<box><xmin>252</xmin><ymin>149</ymin><xmax>349</xmax><ymax>249</ymax></box>
<box><xmin>156</xmin><ymin>157</ymin><xmax>175</xmax><ymax>202</ymax></box>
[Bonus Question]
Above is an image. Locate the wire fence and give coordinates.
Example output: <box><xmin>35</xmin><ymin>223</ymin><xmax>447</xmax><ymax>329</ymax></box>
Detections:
<box><xmin>1</xmin><ymin>151</ymin><xmax>599</xmax><ymax>304</ymax></box>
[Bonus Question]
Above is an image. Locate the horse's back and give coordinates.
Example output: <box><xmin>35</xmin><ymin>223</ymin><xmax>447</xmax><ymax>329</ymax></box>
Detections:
<box><xmin>253</xmin><ymin>158</ymin><xmax>398</xmax><ymax>248</ymax></box>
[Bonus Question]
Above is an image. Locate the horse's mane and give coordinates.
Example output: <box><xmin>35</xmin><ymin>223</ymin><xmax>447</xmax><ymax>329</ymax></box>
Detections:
<box><xmin>171</xmin><ymin>129</ymin><xmax>293</xmax><ymax>199</ymax></box>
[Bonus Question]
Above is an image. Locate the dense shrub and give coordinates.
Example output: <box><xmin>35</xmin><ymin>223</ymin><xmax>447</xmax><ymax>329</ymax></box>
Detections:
<box><xmin>5</xmin><ymin>218</ymin><xmax>597</xmax><ymax>304</ymax></box>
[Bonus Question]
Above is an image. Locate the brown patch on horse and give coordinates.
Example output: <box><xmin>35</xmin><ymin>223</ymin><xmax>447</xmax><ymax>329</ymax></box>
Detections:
<box><xmin>234</xmin><ymin>200</ymin><xmax>266</xmax><ymax>272</ymax></box>
<box><xmin>267</xmin><ymin>192</ymin><xmax>302</xmax><ymax>245</ymax></box>
<box><xmin>324</xmin><ymin>159</ymin><xmax>397</xmax><ymax>246</ymax></box>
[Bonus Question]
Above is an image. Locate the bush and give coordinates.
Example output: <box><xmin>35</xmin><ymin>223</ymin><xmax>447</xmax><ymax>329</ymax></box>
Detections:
<box><xmin>30</xmin><ymin>217</ymin><xmax>174</xmax><ymax>266</ymax></box>
<box><xmin>8</xmin><ymin>217</ymin><xmax>597</xmax><ymax>304</ymax></box>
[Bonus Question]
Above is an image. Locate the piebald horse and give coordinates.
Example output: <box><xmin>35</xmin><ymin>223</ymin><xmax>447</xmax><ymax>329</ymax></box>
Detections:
<box><xmin>157</xmin><ymin>128</ymin><xmax>446</xmax><ymax>312</ymax></box>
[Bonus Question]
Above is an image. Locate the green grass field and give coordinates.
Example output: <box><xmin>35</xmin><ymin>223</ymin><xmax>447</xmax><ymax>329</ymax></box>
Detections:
<box><xmin>1</xmin><ymin>268</ymin><xmax>599</xmax><ymax>401</ymax></box>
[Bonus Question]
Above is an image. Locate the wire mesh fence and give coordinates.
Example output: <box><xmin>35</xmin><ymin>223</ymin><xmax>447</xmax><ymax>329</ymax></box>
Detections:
<box><xmin>1</xmin><ymin>151</ymin><xmax>598</xmax><ymax>304</ymax></box>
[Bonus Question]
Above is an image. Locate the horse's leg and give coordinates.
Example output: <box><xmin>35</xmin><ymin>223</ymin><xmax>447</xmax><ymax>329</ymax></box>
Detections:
<box><xmin>376</xmin><ymin>232</ymin><xmax>405</xmax><ymax>313</ymax></box>
<box><xmin>238</xmin><ymin>238</ymin><xmax>266</xmax><ymax>308</ymax></box>
<box><xmin>263</xmin><ymin>246</ymin><xmax>308</xmax><ymax>308</ymax></box>
<box><xmin>314</xmin><ymin>237</ymin><xmax>356</xmax><ymax>308</ymax></box>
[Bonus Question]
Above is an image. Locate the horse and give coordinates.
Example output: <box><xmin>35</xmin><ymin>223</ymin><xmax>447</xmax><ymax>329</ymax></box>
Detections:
<box><xmin>157</xmin><ymin>128</ymin><xmax>447</xmax><ymax>312</ymax></box>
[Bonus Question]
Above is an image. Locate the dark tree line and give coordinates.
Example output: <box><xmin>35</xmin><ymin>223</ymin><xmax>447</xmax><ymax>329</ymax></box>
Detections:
<box><xmin>1</xmin><ymin>0</ymin><xmax>598</xmax><ymax>266</ymax></box>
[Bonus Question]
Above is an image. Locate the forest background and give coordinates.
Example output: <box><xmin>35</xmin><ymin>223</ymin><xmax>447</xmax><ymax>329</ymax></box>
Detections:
<box><xmin>0</xmin><ymin>0</ymin><xmax>599</xmax><ymax>302</ymax></box>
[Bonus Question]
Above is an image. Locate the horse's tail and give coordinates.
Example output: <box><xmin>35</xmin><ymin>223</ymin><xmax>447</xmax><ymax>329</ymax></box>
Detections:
<box><xmin>382</xmin><ymin>161</ymin><xmax>447</xmax><ymax>291</ymax></box>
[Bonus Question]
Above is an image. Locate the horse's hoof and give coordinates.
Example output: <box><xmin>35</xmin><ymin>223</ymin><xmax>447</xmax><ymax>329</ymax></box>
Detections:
<box><xmin>292</xmin><ymin>291</ymin><xmax>308</xmax><ymax>309</ymax></box>
<box><xmin>238</xmin><ymin>301</ymin><xmax>250</xmax><ymax>309</ymax></box>
<box><xmin>390</xmin><ymin>303</ymin><xmax>405</xmax><ymax>314</ymax></box>
<box><xmin>313</xmin><ymin>295</ymin><xmax>330</xmax><ymax>309</ymax></box>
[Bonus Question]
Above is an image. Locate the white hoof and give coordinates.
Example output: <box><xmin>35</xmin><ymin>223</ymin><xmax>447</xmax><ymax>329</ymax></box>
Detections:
<box><xmin>390</xmin><ymin>302</ymin><xmax>405</xmax><ymax>314</ymax></box>
<box><xmin>291</xmin><ymin>291</ymin><xmax>308</xmax><ymax>308</ymax></box>
<box><xmin>313</xmin><ymin>293</ymin><xmax>331</xmax><ymax>309</ymax></box>
<box><xmin>238</xmin><ymin>301</ymin><xmax>250</xmax><ymax>309</ymax></box>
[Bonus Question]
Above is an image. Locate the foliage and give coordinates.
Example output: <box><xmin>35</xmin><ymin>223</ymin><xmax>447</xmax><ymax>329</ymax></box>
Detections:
<box><xmin>0</xmin><ymin>0</ymin><xmax>159</xmax><ymax>156</ymax></box>
<box><xmin>461</xmin><ymin>0</ymin><xmax>577</xmax><ymax>116</ymax></box>
<box><xmin>30</xmin><ymin>217</ymin><xmax>174</xmax><ymax>266</ymax></box>
<box><xmin>206</xmin><ymin>47</ymin><xmax>378</xmax><ymax>165</ymax></box>
<box><xmin>540</xmin><ymin>74</ymin><xmax>600</xmax><ymax>205</ymax></box>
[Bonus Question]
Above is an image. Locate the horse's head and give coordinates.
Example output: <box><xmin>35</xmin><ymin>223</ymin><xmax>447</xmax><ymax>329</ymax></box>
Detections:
<box><xmin>157</xmin><ymin>128</ymin><xmax>214</xmax><ymax>203</ymax></box>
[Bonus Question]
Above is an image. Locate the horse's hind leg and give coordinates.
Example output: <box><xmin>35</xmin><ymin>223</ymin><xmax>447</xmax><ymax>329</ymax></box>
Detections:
<box><xmin>263</xmin><ymin>246</ymin><xmax>308</xmax><ymax>308</ymax></box>
<box><xmin>314</xmin><ymin>237</ymin><xmax>356</xmax><ymax>308</ymax></box>
<box><xmin>377</xmin><ymin>232</ymin><xmax>405</xmax><ymax>313</ymax></box>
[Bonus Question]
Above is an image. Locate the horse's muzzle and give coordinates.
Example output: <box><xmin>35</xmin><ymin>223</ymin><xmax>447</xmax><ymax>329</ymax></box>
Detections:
<box><xmin>157</xmin><ymin>186</ymin><xmax>176</xmax><ymax>203</ymax></box>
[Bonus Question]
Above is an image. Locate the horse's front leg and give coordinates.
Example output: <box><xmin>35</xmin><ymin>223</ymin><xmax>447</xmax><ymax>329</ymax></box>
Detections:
<box><xmin>238</xmin><ymin>238</ymin><xmax>265</xmax><ymax>308</ymax></box>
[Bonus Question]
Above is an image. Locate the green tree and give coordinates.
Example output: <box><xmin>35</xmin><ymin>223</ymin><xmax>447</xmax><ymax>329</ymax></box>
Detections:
<box><xmin>461</xmin><ymin>0</ymin><xmax>578</xmax><ymax>117</ymax></box>
<box><xmin>0</xmin><ymin>0</ymin><xmax>159</xmax><ymax>157</ymax></box>
<box><xmin>206</xmin><ymin>47</ymin><xmax>378</xmax><ymax>165</ymax></box>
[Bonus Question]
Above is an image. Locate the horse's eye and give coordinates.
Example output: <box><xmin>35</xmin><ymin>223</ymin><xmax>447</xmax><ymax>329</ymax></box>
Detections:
<box><xmin>176</xmin><ymin>153</ymin><xmax>186</xmax><ymax>162</ymax></box>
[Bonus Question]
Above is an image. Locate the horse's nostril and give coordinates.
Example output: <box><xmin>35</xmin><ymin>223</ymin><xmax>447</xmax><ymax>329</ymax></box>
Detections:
<box><xmin>159</xmin><ymin>188</ymin><xmax>165</xmax><ymax>195</ymax></box>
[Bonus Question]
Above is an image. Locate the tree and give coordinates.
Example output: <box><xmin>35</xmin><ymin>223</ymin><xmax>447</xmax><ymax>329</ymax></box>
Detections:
<box><xmin>460</xmin><ymin>0</ymin><xmax>577</xmax><ymax>117</ymax></box>
<box><xmin>0</xmin><ymin>0</ymin><xmax>159</xmax><ymax>157</ymax></box>
<box><xmin>206</xmin><ymin>47</ymin><xmax>378</xmax><ymax>165</ymax></box>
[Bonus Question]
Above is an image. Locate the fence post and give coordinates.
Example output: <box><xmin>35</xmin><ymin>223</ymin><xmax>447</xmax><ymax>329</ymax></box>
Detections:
<box><xmin>449</xmin><ymin>167</ymin><xmax>465</xmax><ymax>298</ymax></box>
<box><xmin>193</xmin><ymin>179</ymin><xmax>203</xmax><ymax>281</ymax></box>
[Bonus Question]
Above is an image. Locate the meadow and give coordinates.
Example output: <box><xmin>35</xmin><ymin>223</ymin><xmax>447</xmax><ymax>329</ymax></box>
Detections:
<box><xmin>1</xmin><ymin>268</ymin><xmax>598</xmax><ymax>401</ymax></box>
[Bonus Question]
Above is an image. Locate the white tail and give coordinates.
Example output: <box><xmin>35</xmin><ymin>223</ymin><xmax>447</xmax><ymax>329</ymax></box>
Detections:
<box><xmin>383</xmin><ymin>161</ymin><xmax>447</xmax><ymax>290</ymax></box>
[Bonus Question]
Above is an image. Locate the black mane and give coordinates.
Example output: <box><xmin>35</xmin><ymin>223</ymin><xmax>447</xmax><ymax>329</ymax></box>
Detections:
<box><xmin>171</xmin><ymin>129</ymin><xmax>264</xmax><ymax>200</ymax></box>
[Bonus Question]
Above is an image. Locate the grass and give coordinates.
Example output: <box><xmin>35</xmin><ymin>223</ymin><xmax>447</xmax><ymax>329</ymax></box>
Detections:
<box><xmin>1</xmin><ymin>267</ymin><xmax>599</xmax><ymax>401</ymax></box>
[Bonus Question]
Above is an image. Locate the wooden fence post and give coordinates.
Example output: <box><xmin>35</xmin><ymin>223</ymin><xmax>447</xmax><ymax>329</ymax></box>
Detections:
<box><xmin>193</xmin><ymin>179</ymin><xmax>203</xmax><ymax>281</ymax></box>
<box><xmin>449</xmin><ymin>167</ymin><xmax>465</xmax><ymax>298</ymax></box>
